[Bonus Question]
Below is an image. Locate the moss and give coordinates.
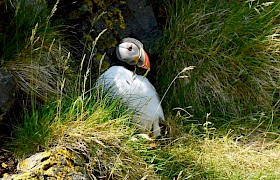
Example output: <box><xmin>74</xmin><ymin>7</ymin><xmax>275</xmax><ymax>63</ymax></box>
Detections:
<box><xmin>56</xmin><ymin>0</ymin><xmax>128</xmax><ymax>76</ymax></box>
<box><xmin>114</xmin><ymin>8</ymin><xmax>126</xmax><ymax>30</ymax></box>
<box><xmin>83</xmin><ymin>0</ymin><xmax>126</xmax><ymax>33</ymax></box>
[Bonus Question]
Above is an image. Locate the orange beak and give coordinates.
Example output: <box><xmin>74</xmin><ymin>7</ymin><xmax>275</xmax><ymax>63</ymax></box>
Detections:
<box><xmin>139</xmin><ymin>50</ymin><xmax>150</xmax><ymax>70</ymax></box>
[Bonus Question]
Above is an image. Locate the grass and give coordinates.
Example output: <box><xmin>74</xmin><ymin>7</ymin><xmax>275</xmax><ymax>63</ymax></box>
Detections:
<box><xmin>156</xmin><ymin>0</ymin><xmax>280</xmax><ymax>119</ymax></box>
<box><xmin>9</xmin><ymin>98</ymin><xmax>280</xmax><ymax>179</ymax></box>
<box><xmin>2</xmin><ymin>0</ymin><xmax>280</xmax><ymax>179</ymax></box>
<box><xmin>158</xmin><ymin>136</ymin><xmax>280</xmax><ymax>179</ymax></box>
<box><xmin>1</xmin><ymin>0</ymin><xmax>71</xmax><ymax>102</ymax></box>
<box><xmin>9</xmin><ymin>91</ymin><xmax>159</xmax><ymax>179</ymax></box>
<box><xmin>1</xmin><ymin>0</ymin><xmax>53</xmax><ymax>61</ymax></box>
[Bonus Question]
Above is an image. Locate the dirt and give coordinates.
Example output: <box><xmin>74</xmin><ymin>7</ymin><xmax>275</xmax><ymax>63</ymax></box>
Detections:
<box><xmin>0</xmin><ymin>145</ymin><xmax>17</xmax><ymax>178</ymax></box>
<box><xmin>0</xmin><ymin>110</ymin><xmax>19</xmax><ymax>178</ymax></box>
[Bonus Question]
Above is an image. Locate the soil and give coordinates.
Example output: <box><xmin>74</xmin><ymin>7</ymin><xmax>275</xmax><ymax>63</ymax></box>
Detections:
<box><xmin>0</xmin><ymin>100</ymin><xmax>23</xmax><ymax>178</ymax></box>
<box><xmin>0</xmin><ymin>147</ymin><xmax>17</xmax><ymax>178</ymax></box>
<box><xmin>0</xmin><ymin>128</ymin><xmax>17</xmax><ymax>178</ymax></box>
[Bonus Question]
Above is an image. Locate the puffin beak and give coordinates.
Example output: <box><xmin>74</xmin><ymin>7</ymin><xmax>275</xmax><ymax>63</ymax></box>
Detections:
<box><xmin>138</xmin><ymin>49</ymin><xmax>150</xmax><ymax>70</ymax></box>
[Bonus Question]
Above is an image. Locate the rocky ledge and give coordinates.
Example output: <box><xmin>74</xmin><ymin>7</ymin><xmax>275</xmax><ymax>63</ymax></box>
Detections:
<box><xmin>2</xmin><ymin>147</ymin><xmax>87</xmax><ymax>180</ymax></box>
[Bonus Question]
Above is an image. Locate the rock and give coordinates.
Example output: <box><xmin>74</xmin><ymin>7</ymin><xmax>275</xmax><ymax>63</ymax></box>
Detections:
<box><xmin>2</xmin><ymin>147</ymin><xmax>88</xmax><ymax>180</ymax></box>
<box><xmin>53</xmin><ymin>0</ymin><xmax>162</xmax><ymax>63</ymax></box>
<box><xmin>0</xmin><ymin>69</ymin><xmax>16</xmax><ymax>121</ymax></box>
<box><xmin>125</xmin><ymin>0</ymin><xmax>162</xmax><ymax>50</ymax></box>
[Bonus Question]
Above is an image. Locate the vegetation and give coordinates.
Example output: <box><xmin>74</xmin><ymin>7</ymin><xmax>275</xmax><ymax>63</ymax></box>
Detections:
<box><xmin>157</xmin><ymin>0</ymin><xmax>280</xmax><ymax>119</ymax></box>
<box><xmin>1</xmin><ymin>0</ymin><xmax>72</xmax><ymax>102</ymax></box>
<box><xmin>1</xmin><ymin>0</ymin><xmax>280</xmax><ymax>179</ymax></box>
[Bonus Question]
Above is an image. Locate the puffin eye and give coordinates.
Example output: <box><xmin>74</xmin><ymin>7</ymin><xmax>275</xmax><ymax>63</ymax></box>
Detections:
<box><xmin>127</xmin><ymin>46</ymin><xmax>132</xmax><ymax>51</ymax></box>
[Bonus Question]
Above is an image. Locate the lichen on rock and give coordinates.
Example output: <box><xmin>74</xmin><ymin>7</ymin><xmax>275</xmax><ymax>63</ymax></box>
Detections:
<box><xmin>2</xmin><ymin>147</ymin><xmax>87</xmax><ymax>180</ymax></box>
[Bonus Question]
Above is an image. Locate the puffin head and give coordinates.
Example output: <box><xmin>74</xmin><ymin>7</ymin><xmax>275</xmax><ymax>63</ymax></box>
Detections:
<box><xmin>116</xmin><ymin>38</ymin><xmax>150</xmax><ymax>70</ymax></box>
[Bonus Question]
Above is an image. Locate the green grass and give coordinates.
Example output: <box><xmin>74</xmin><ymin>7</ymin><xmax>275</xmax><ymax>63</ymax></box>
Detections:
<box><xmin>9</xmin><ymin>95</ymin><xmax>280</xmax><ymax>179</ymax></box>
<box><xmin>9</xmin><ymin>91</ymin><xmax>129</xmax><ymax>156</ymax></box>
<box><xmin>156</xmin><ymin>0</ymin><xmax>280</xmax><ymax>119</ymax></box>
<box><xmin>9</xmin><ymin>89</ymin><xmax>161</xmax><ymax>178</ymax></box>
<box><xmin>1</xmin><ymin>0</ymin><xmax>54</xmax><ymax>61</ymax></box>
<box><xmin>2</xmin><ymin>0</ymin><xmax>280</xmax><ymax>179</ymax></box>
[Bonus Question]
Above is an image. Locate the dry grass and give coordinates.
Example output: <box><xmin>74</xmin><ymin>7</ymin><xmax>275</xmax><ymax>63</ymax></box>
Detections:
<box><xmin>127</xmin><ymin>121</ymin><xmax>280</xmax><ymax>179</ymax></box>
<box><xmin>7</xmin><ymin>41</ymin><xmax>72</xmax><ymax>101</ymax></box>
<box><xmin>51</xmin><ymin>115</ymin><xmax>158</xmax><ymax>179</ymax></box>
<box><xmin>201</xmin><ymin>139</ymin><xmax>280</xmax><ymax>178</ymax></box>
<box><xmin>167</xmin><ymin>135</ymin><xmax>280</xmax><ymax>179</ymax></box>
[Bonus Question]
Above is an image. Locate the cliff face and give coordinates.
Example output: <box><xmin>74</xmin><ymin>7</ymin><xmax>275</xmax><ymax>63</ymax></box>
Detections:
<box><xmin>0</xmin><ymin>69</ymin><xmax>16</xmax><ymax>121</ymax></box>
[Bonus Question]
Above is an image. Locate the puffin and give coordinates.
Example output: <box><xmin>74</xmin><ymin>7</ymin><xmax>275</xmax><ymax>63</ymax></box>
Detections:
<box><xmin>96</xmin><ymin>37</ymin><xmax>164</xmax><ymax>138</ymax></box>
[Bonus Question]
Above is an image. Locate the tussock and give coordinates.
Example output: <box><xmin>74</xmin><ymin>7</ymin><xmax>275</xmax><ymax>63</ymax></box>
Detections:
<box><xmin>7</xmin><ymin>42</ymin><xmax>72</xmax><ymax>101</ymax></box>
<box><xmin>51</xmin><ymin>118</ymin><xmax>157</xmax><ymax>179</ymax></box>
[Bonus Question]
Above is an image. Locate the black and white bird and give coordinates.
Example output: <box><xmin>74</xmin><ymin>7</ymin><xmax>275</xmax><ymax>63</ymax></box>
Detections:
<box><xmin>96</xmin><ymin>37</ymin><xmax>164</xmax><ymax>138</ymax></box>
